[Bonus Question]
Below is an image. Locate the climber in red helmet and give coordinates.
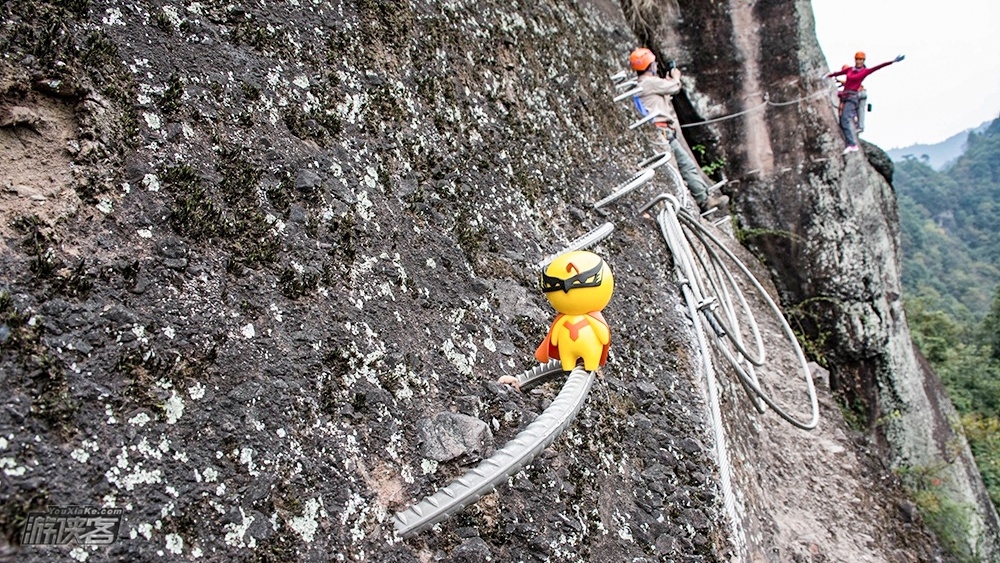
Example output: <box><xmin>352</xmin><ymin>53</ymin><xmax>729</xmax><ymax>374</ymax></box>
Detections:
<box><xmin>826</xmin><ymin>51</ymin><xmax>905</xmax><ymax>154</ymax></box>
<box><xmin>629</xmin><ymin>47</ymin><xmax>729</xmax><ymax>213</ymax></box>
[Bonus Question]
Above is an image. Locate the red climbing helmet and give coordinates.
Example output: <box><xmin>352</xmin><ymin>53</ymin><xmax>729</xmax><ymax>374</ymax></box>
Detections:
<box><xmin>629</xmin><ymin>48</ymin><xmax>656</xmax><ymax>72</ymax></box>
<box><xmin>854</xmin><ymin>51</ymin><xmax>866</xmax><ymax>60</ymax></box>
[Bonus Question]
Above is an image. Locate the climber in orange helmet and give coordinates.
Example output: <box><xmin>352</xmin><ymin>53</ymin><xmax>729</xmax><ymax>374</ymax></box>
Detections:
<box><xmin>826</xmin><ymin>51</ymin><xmax>905</xmax><ymax>154</ymax></box>
<box><xmin>628</xmin><ymin>47</ymin><xmax>728</xmax><ymax>212</ymax></box>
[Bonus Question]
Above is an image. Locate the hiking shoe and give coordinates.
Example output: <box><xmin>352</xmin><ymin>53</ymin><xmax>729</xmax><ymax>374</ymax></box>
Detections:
<box><xmin>842</xmin><ymin>145</ymin><xmax>859</xmax><ymax>154</ymax></box>
<box><xmin>700</xmin><ymin>193</ymin><xmax>730</xmax><ymax>213</ymax></box>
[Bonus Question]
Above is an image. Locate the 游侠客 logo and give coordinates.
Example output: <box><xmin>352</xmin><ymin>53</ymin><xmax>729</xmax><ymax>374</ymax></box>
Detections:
<box><xmin>20</xmin><ymin>506</ymin><xmax>124</xmax><ymax>546</ymax></box>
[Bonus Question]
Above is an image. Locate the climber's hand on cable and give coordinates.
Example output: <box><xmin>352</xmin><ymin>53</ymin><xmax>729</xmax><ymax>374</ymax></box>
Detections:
<box><xmin>894</xmin><ymin>54</ymin><xmax>905</xmax><ymax>62</ymax></box>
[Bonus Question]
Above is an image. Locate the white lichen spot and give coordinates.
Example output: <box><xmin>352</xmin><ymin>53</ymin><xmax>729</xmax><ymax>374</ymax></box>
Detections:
<box><xmin>224</xmin><ymin>508</ymin><xmax>256</xmax><ymax>548</ymax></box>
<box><xmin>1</xmin><ymin>457</ymin><xmax>26</xmax><ymax>477</ymax></box>
<box><xmin>161</xmin><ymin>6</ymin><xmax>182</xmax><ymax>28</ymax></box>
<box><xmin>137</xmin><ymin>228</ymin><xmax>153</xmax><ymax>239</ymax></box>
<box><xmin>420</xmin><ymin>459</ymin><xmax>438</xmax><ymax>475</ymax></box>
<box><xmin>293</xmin><ymin>75</ymin><xmax>310</xmax><ymax>89</ymax></box>
<box><xmin>240</xmin><ymin>323</ymin><xmax>255</xmax><ymax>339</ymax></box>
<box><xmin>134</xmin><ymin>522</ymin><xmax>153</xmax><ymax>540</ymax></box>
<box><xmin>163</xmin><ymin>392</ymin><xmax>185</xmax><ymax>424</ymax></box>
<box><xmin>70</xmin><ymin>448</ymin><xmax>90</xmax><ymax>464</ymax></box>
<box><xmin>426</xmin><ymin>257</ymin><xmax>436</xmax><ymax>269</ymax></box>
<box><xmin>269</xmin><ymin>303</ymin><xmax>283</xmax><ymax>322</ymax></box>
<box><xmin>162</xmin><ymin>326</ymin><xmax>175</xmax><ymax>339</ymax></box>
<box><xmin>276</xmin><ymin>428</ymin><xmax>286</xmax><ymax>438</ymax></box>
<box><xmin>215</xmin><ymin>483</ymin><xmax>226</xmax><ymax>496</ymax></box>
<box><xmin>69</xmin><ymin>547</ymin><xmax>89</xmax><ymax>561</ymax></box>
<box><xmin>441</xmin><ymin>338</ymin><xmax>477</xmax><ymax>376</ymax></box>
<box><xmin>165</xmin><ymin>533</ymin><xmax>183</xmax><ymax>554</ymax></box>
<box><xmin>142</xmin><ymin>173</ymin><xmax>160</xmax><ymax>192</ymax></box>
<box><xmin>143</xmin><ymin>112</ymin><xmax>161</xmax><ymax>130</ymax></box>
<box><xmin>202</xmin><ymin>467</ymin><xmax>218</xmax><ymax>483</ymax></box>
<box><xmin>96</xmin><ymin>198</ymin><xmax>113</xmax><ymax>214</ymax></box>
<box><xmin>116</xmin><ymin>448</ymin><xmax>129</xmax><ymax>469</ymax></box>
<box><xmin>266</xmin><ymin>67</ymin><xmax>284</xmax><ymax>88</ymax></box>
<box><xmin>106</xmin><ymin>463</ymin><xmax>162</xmax><ymax>492</ymax></box>
<box><xmin>103</xmin><ymin>8</ymin><xmax>125</xmax><ymax>26</ymax></box>
<box><xmin>132</xmin><ymin>325</ymin><xmax>149</xmax><ymax>344</ymax></box>
<box><xmin>363</xmin><ymin>166</ymin><xmax>379</xmax><ymax>189</ymax></box>
<box><xmin>188</xmin><ymin>382</ymin><xmax>206</xmax><ymax>400</ymax></box>
<box><xmin>239</xmin><ymin>447</ymin><xmax>259</xmax><ymax>476</ymax></box>
<box><xmin>355</xmin><ymin>190</ymin><xmax>374</xmax><ymax>221</ymax></box>
<box><xmin>129</xmin><ymin>412</ymin><xmax>151</xmax><ymax>427</ymax></box>
<box><xmin>0</xmin><ymin>437</ymin><xmax>8</xmax><ymax>450</ymax></box>
<box><xmin>289</xmin><ymin>498</ymin><xmax>325</xmax><ymax>544</ymax></box>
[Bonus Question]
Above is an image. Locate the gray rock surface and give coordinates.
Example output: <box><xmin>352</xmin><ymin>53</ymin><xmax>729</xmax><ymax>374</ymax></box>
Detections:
<box><xmin>417</xmin><ymin>412</ymin><xmax>494</xmax><ymax>463</ymax></box>
<box><xmin>0</xmin><ymin>0</ymin><xmax>994</xmax><ymax>562</ymax></box>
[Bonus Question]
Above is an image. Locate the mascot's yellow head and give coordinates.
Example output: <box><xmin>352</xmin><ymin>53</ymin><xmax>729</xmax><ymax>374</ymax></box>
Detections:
<box><xmin>540</xmin><ymin>251</ymin><xmax>614</xmax><ymax>315</ymax></box>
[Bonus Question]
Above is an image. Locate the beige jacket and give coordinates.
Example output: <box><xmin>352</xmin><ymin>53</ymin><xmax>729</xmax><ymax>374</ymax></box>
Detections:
<box><xmin>636</xmin><ymin>72</ymin><xmax>682</xmax><ymax>128</ymax></box>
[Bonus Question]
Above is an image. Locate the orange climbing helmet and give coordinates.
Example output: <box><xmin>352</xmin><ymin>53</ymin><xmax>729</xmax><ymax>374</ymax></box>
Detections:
<box><xmin>854</xmin><ymin>51</ymin><xmax>866</xmax><ymax>60</ymax></box>
<box><xmin>629</xmin><ymin>48</ymin><xmax>656</xmax><ymax>72</ymax></box>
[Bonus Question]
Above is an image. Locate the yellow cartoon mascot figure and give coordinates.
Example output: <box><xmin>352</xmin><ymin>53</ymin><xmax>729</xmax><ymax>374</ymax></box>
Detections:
<box><xmin>535</xmin><ymin>251</ymin><xmax>614</xmax><ymax>371</ymax></box>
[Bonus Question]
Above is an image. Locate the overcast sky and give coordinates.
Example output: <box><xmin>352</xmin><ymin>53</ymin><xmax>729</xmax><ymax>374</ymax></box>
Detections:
<box><xmin>811</xmin><ymin>0</ymin><xmax>1000</xmax><ymax>149</ymax></box>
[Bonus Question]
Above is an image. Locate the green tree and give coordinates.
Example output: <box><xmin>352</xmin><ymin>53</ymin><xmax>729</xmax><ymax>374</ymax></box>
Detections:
<box><xmin>983</xmin><ymin>285</ymin><xmax>1000</xmax><ymax>361</ymax></box>
<box><xmin>898</xmin><ymin>117</ymin><xmax>1000</xmax><ymax>513</ymax></box>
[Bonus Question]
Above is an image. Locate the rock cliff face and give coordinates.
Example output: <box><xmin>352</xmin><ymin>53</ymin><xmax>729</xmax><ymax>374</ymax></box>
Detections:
<box><xmin>0</xmin><ymin>1</ymin><xmax>995</xmax><ymax>562</ymax></box>
<box><xmin>625</xmin><ymin>0</ymin><xmax>1000</xmax><ymax>558</ymax></box>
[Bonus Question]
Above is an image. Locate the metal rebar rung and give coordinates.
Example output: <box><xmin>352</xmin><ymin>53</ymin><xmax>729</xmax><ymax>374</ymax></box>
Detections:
<box><xmin>393</xmin><ymin>367</ymin><xmax>595</xmax><ymax>538</ymax></box>
<box><xmin>613</xmin><ymin>86</ymin><xmax>642</xmax><ymax>102</ymax></box>
<box><xmin>537</xmin><ymin>223</ymin><xmax>615</xmax><ymax>270</ymax></box>
<box><xmin>629</xmin><ymin>111</ymin><xmax>661</xmax><ymax>130</ymax></box>
<box><xmin>513</xmin><ymin>359</ymin><xmax>564</xmax><ymax>391</ymax></box>
<box><xmin>594</xmin><ymin>168</ymin><xmax>655</xmax><ymax>210</ymax></box>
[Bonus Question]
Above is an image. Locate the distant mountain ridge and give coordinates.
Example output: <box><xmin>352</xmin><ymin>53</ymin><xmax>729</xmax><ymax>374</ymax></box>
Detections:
<box><xmin>887</xmin><ymin>119</ymin><xmax>994</xmax><ymax>170</ymax></box>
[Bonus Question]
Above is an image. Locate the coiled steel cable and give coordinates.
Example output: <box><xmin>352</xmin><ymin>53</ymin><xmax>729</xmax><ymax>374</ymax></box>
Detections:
<box><xmin>650</xmin><ymin>197</ymin><xmax>766</xmax><ymax>414</ymax></box>
<box><xmin>642</xmin><ymin>192</ymin><xmax>819</xmax><ymax>429</ymax></box>
<box><xmin>675</xmin><ymin>208</ymin><xmax>819</xmax><ymax>429</ymax></box>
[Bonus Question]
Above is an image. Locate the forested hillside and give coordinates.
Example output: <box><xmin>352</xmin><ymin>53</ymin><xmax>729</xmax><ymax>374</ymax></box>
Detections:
<box><xmin>896</xmin><ymin>117</ymin><xmax>1000</xmax><ymax>510</ymax></box>
<box><xmin>896</xmin><ymin>118</ymin><xmax>1000</xmax><ymax>324</ymax></box>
